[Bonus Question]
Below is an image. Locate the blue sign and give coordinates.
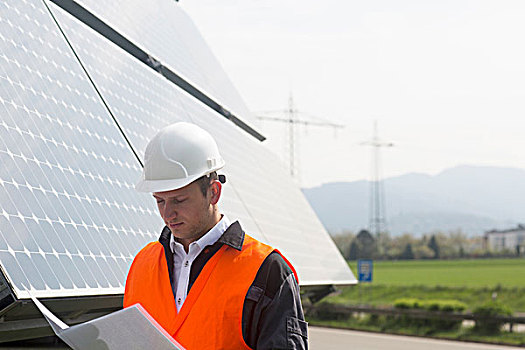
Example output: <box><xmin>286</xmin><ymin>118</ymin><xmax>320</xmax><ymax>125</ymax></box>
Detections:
<box><xmin>358</xmin><ymin>259</ymin><xmax>373</xmax><ymax>282</ymax></box>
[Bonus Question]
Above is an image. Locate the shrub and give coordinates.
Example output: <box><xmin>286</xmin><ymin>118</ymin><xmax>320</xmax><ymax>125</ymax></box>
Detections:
<box><xmin>422</xmin><ymin>300</ymin><xmax>466</xmax><ymax>330</ymax></box>
<box><xmin>365</xmin><ymin>314</ymin><xmax>380</xmax><ymax>325</ymax></box>
<box><xmin>310</xmin><ymin>302</ymin><xmax>351</xmax><ymax>321</ymax></box>
<box><xmin>421</xmin><ymin>299</ymin><xmax>467</xmax><ymax>312</ymax></box>
<box><xmin>393</xmin><ymin>298</ymin><xmax>421</xmax><ymax>309</ymax></box>
<box><xmin>392</xmin><ymin>298</ymin><xmax>466</xmax><ymax>331</ymax></box>
<box><xmin>473</xmin><ymin>301</ymin><xmax>512</xmax><ymax>334</ymax></box>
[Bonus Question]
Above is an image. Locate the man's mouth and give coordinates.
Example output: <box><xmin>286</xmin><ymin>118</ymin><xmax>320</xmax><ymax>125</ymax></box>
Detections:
<box><xmin>169</xmin><ymin>222</ymin><xmax>183</xmax><ymax>229</ymax></box>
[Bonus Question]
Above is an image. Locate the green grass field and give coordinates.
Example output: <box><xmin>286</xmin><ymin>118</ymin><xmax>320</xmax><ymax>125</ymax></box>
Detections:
<box><xmin>323</xmin><ymin>258</ymin><xmax>525</xmax><ymax>312</ymax></box>
<box><xmin>326</xmin><ymin>283</ymin><xmax>525</xmax><ymax>311</ymax></box>
<box><xmin>349</xmin><ymin>258</ymin><xmax>525</xmax><ymax>288</ymax></box>
<box><xmin>310</xmin><ymin>258</ymin><xmax>525</xmax><ymax>346</ymax></box>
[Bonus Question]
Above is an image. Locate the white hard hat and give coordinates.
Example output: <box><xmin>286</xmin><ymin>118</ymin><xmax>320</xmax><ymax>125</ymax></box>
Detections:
<box><xmin>135</xmin><ymin>122</ymin><xmax>225</xmax><ymax>192</ymax></box>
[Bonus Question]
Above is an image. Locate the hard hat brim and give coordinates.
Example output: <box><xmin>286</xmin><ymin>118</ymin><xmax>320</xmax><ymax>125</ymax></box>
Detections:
<box><xmin>135</xmin><ymin>164</ymin><xmax>225</xmax><ymax>193</ymax></box>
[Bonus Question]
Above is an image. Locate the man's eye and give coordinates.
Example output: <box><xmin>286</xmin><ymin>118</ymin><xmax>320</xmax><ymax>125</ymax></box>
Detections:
<box><xmin>156</xmin><ymin>199</ymin><xmax>164</xmax><ymax>204</ymax></box>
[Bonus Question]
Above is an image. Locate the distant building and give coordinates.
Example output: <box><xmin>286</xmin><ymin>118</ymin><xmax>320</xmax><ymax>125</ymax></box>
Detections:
<box><xmin>484</xmin><ymin>225</ymin><xmax>525</xmax><ymax>253</ymax></box>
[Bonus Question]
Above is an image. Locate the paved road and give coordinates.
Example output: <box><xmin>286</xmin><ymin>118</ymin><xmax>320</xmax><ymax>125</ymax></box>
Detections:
<box><xmin>2</xmin><ymin>328</ymin><xmax>521</xmax><ymax>349</ymax></box>
<box><xmin>309</xmin><ymin>327</ymin><xmax>522</xmax><ymax>350</ymax></box>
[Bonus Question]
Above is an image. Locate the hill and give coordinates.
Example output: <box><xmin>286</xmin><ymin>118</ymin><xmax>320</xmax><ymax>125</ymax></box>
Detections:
<box><xmin>302</xmin><ymin>165</ymin><xmax>525</xmax><ymax>235</ymax></box>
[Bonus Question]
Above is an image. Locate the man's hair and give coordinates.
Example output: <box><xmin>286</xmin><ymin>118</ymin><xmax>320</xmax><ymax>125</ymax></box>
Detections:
<box><xmin>196</xmin><ymin>172</ymin><xmax>218</xmax><ymax>197</ymax></box>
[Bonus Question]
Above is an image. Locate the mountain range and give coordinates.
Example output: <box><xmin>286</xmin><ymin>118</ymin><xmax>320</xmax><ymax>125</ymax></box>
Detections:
<box><xmin>302</xmin><ymin>165</ymin><xmax>525</xmax><ymax>236</ymax></box>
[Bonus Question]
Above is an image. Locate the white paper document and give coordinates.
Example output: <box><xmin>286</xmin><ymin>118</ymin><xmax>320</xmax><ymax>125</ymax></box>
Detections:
<box><xmin>31</xmin><ymin>296</ymin><xmax>185</xmax><ymax>350</ymax></box>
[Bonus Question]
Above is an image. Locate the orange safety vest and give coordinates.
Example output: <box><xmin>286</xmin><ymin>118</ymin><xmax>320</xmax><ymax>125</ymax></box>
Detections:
<box><xmin>124</xmin><ymin>234</ymin><xmax>297</xmax><ymax>349</ymax></box>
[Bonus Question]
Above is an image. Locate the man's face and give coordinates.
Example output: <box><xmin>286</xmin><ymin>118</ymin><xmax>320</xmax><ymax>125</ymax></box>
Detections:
<box><xmin>153</xmin><ymin>180</ymin><xmax>220</xmax><ymax>246</ymax></box>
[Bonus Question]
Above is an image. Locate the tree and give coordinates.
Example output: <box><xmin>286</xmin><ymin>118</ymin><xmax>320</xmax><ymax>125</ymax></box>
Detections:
<box><xmin>331</xmin><ymin>231</ymin><xmax>355</xmax><ymax>259</ymax></box>
<box><xmin>412</xmin><ymin>245</ymin><xmax>434</xmax><ymax>259</ymax></box>
<box><xmin>459</xmin><ymin>246</ymin><xmax>465</xmax><ymax>258</ymax></box>
<box><xmin>375</xmin><ymin>231</ymin><xmax>392</xmax><ymax>258</ymax></box>
<box><xmin>356</xmin><ymin>229</ymin><xmax>376</xmax><ymax>259</ymax></box>
<box><xmin>428</xmin><ymin>235</ymin><xmax>440</xmax><ymax>259</ymax></box>
<box><xmin>344</xmin><ymin>229</ymin><xmax>377</xmax><ymax>260</ymax></box>
<box><xmin>348</xmin><ymin>240</ymin><xmax>358</xmax><ymax>260</ymax></box>
<box><xmin>400</xmin><ymin>243</ymin><xmax>414</xmax><ymax>260</ymax></box>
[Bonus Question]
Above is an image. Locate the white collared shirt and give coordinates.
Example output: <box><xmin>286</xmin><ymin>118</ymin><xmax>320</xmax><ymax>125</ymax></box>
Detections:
<box><xmin>169</xmin><ymin>215</ymin><xmax>231</xmax><ymax>312</ymax></box>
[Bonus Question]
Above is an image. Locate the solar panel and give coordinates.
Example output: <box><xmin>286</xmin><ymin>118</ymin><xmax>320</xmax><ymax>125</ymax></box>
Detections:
<box><xmin>72</xmin><ymin>0</ymin><xmax>256</xmax><ymax>126</ymax></box>
<box><xmin>1</xmin><ymin>0</ymin><xmax>358</xmax><ymax>341</ymax></box>
<box><xmin>0</xmin><ymin>0</ymin><xmax>162</xmax><ymax>300</ymax></box>
<box><xmin>48</xmin><ymin>3</ymin><xmax>355</xmax><ymax>285</ymax></box>
<box><xmin>0</xmin><ymin>0</ymin><xmax>356</xmax><ymax>333</ymax></box>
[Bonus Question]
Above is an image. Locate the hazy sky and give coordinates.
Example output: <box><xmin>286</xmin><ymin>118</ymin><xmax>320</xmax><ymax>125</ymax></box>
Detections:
<box><xmin>180</xmin><ymin>1</ymin><xmax>525</xmax><ymax>188</ymax></box>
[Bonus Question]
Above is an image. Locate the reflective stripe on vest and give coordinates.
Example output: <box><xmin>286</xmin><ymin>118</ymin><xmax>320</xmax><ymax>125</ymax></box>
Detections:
<box><xmin>124</xmin><ymin>234</ymin><xmax>287</xmax><ymax>350</ymax></box>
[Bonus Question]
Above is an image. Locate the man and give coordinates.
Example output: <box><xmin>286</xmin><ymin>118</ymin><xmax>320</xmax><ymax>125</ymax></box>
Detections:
<box><xmin>124</xmin><ymin>122</ymin><xmax>308</xmax><ymax>349</ymax></box>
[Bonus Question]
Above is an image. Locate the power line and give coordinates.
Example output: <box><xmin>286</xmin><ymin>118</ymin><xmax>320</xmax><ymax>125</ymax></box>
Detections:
<box><xmin>361</xmin><ymin>121</ymin><xmax>394</xmax><ymax>237</ymax></box>
<box><xmin>257</xmin><ymin>93</ymin><xmax>344</xmax><ymax>179</ymax></box>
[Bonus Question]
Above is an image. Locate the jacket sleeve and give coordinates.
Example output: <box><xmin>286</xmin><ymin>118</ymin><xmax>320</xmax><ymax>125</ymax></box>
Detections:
<box><xmin>242</xmin><ymin>252</ymin><xmax>308</xmax><ymax>349</ymax></box>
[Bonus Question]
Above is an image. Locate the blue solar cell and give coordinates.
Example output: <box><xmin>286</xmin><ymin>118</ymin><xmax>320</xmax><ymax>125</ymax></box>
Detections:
<box><xmin>71</xmin><ymin>255</ymin><xmax>97</xmax><ymax>289</ymax></box>
<box><xmin>25</xmin><ymin>220</ymin><xmax>53</xmax><ymax>253</ymax></box>
<box><xmin>0</xmin><ymin>251</ymin><xmax>29</xmax><ymax>290</ymax></box>
<box><xmin>96</xmin><ymin>257</ymin><xmax>120</xmax><ymax>288</ymax></box>
<box><xmin>0</xmin><ymin>217</ymin><xmax>9</xmax><ymax>251</ymax></box>
<box><xmin>59</xmin><ymin>255</ymin><xmax>87</xmax><ymax>289</ymax></box>
<box><xmin>45</xmin><ymin>254</ymin><xmax>75</xmax><ymax>290</ymax></box>
<box><xmin>14</xmin><ymin>252</ymin><xmax>46</xmax><ymax>291</ymax></box>
<box><xmin>31</xmin><ymin>253</ymin><xmax>61</xmax><ymax>290</ymax></box>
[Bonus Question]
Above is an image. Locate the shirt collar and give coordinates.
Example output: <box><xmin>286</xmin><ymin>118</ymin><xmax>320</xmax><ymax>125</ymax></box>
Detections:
<box><xmin>169</xmin><ymin>215</ymin><xmax>231</xmax><ymax>254</ymax></box>
<box><xmin>217</xmin><ymin>220</ymin><xmax>244</xmax><ymax>251</ymax></box>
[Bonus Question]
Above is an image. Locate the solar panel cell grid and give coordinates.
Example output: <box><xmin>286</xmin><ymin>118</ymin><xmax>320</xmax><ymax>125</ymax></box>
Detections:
<box><xmin>0</xmin><ymin>0</ymin><xmax>163</xmax><ymax>299</ymax></box>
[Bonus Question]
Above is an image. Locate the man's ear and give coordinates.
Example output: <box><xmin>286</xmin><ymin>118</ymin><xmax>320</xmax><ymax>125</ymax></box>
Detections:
<box><xmin>209</xmin><ymin>181</ymin><xmax>222</xmax><ymax>205</ymax></box>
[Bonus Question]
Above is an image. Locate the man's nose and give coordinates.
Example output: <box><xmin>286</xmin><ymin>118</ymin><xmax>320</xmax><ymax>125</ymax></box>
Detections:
<box><xmin>162</xmin><ymin>203</ymin><xmax>177</xmax><ymax>221</ymax></box>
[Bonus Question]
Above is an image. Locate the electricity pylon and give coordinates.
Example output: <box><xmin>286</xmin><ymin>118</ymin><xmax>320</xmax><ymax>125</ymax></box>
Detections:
<box><xmin>257</xmin><ymin>93</ymin><xmax>343</xmax><ymax>180</ymax></box>
<box><xmin>361</xmin><ymin>121</ymin><xmax>393</xmax><ymax>237</ymax></box>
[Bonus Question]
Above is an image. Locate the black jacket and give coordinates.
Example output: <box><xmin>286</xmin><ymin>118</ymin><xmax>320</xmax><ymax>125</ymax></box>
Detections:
<box><xmin>158</xmin><ymin>221</ymin><xmax>308</xmax><ymax>349</ymax></box>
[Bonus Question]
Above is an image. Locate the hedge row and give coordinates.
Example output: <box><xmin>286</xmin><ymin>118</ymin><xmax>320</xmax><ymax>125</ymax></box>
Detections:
<box><xmin>392</xmin><ymin>298</ymin><xmax>513</xmax><ymax>333</ymax></box>
<box><xmin>393</xmin><ymin>298</ymin><xmax>467</xmax><ymax>312</ymax></box>
<box><xmin>308</xmin><ymin>299</ymin><xmax>514</xmax><ymax>334</ymax></box>
<box><xmin>392</xmin><ymin>298</ymin><xmax>467</xmax><ymax>330</ymax></box>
